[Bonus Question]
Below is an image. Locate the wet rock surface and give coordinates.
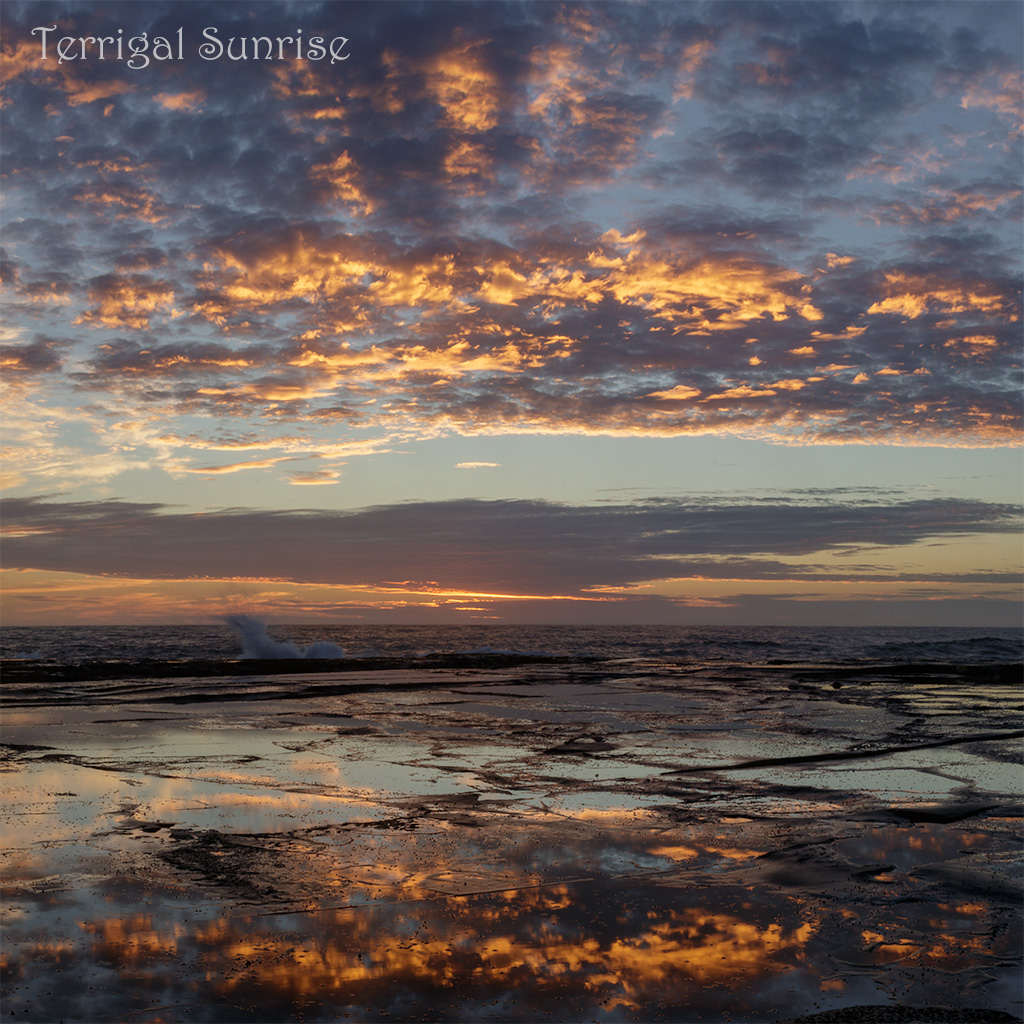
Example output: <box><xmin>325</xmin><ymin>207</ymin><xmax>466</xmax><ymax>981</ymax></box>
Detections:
<box><xmin>782</xmin><ymin>1008</ymin><xmax>1022</xmax><ymax>1023</ymax></box>
<box><xmin>1</xmin><ymin>661</ymin><xmax>1021</xmax><ymax>1022</ymax></box>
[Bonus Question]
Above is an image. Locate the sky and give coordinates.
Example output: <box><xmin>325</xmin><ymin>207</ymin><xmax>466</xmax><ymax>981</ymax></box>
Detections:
<box><xmin>0</xmin><ymin>0</ymin><xmax>1021</xmax><ymax>627</ymax></box>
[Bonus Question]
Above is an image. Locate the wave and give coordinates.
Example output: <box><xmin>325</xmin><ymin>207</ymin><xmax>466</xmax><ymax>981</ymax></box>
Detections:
<box><xmin>221</xmin><ymin>614</ymin><xmax>345</xmax><ymax>660</ymax></box>
<box><xmin>3</xmin><ymin>649</ymin><xmax>43</xmax><ymax>661</ymax></box>
<box><xmin>863</xmin><ymin>635</ymin><xmax>1021</xmax><ymax>663</ymax></box>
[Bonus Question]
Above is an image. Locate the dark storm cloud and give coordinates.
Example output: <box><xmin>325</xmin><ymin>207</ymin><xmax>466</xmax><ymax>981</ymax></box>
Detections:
<box><xmin>2</xmin><ymin>494</ymin><xmax>1018</xmax><ymax>593</ymax></box>
<box><xmin>937</xmin><ymin>16</ymin><xmax>1023</xmax><ymax>91</ymax></box>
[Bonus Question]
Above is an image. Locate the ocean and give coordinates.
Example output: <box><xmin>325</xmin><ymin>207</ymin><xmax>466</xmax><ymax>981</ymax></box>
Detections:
<box><xmin>3</xmin><ymin>620</ymin><xmax>1020</xmax><ymax>667</ymax></box>
<box><xmin>3</xmin><ymin>619</ymin><xmax>1019</xmax><ymax>710</ymax></box>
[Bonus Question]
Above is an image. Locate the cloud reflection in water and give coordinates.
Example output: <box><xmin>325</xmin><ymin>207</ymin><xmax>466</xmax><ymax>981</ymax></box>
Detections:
<box><xmin>4</xmin><ymin>821</ymin><xmax>1020</xmax><ymax>1023</ymax></box>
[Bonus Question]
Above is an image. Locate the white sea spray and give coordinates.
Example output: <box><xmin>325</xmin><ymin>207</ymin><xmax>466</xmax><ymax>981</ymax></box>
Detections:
<box><xmin>221</xmin><ymin>613</ymin><xmax>345</xmax><ymax>660</ymax></box>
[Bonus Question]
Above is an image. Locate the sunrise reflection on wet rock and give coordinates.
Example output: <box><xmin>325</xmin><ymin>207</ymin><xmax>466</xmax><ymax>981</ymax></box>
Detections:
<box><xmin>8</xmin><ymin>813</ymin><xmax>1021</xmax><ymax>1022</ymax></box>
<box><xmin>2</xmin><ymin>647</ymin><xmax>1021</xmax><ymax>1022</ymax></box>
<box><xmin>10</xmin><ymin>839</ymin><xmax>822</xmax><ymax>1022</ymax></box>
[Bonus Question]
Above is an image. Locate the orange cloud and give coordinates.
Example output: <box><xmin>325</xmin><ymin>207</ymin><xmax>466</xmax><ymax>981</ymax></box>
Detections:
<box><xmin>476</xmin><ymin>240</ymin><xmax>823</xmax><ymax>331</ymax></box>
<box><xmin>286</xmin><ymin>469</ymin><xmax>343</xmax><ymax>485</ymax></box>
<box><xmin>75</xmin><ymin>277</ymin><xmax>177</xmax><ymax>330</ymax></box>
<box><xmin>674</xmin><ymin>40</ymin><xmax>715</xmax><ymax>100</ymax></box>
<box><xmin>646</xmin><ymin>385</ymin><xmax>702</xmax><ymax>401</ymax></box>
<box><xmin>422</xmin><ymin>36</ymin><xmax>501</xmax><ymax>132</ymax></box>
<box><xmin>703</xmin><ymin>384</ymin><xmax>777</xmax><ymax>400</ymax></box>
<box><xmin>960</xmin><ymin>70</ymin><xmax>1024</xmax><ymax>130</ymax></box>
<box><xmin>310</xmin><ymin>151</ymin><xmax>375</xmax><ymax>215</ymax></box>
<box><xmin>867</xmin><ymin>272</ymin><xmax>1011</xmax><ymax>319</ymax></box>
<box><xmin>0</xmin><ymin>34</ymin><xmax>132</xmax><ymax>106</ymax></box>
<box><xmin>153</xmin><ymin>90</ymin><xmax>205</xmax><ymax>112</ymax></box>
<box><xmin>184</xmin><ymin>457</ymin><xmax>295</xmax><ymax>475</ymax></box>
<box><xmin>73</xmin><ymin>185</ymin><xmax>168</xmax><ymax>222</ymax></box>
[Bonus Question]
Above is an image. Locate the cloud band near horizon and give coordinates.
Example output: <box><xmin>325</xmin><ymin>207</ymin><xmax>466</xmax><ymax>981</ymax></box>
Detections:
<box><xmin>2</xmin><ymin>492</ymin><xmax>1018</xmax><ymax>590</ymax></box>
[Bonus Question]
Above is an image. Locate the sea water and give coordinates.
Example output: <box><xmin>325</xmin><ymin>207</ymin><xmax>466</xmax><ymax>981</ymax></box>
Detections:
<box><xmin>2</xmin><ymin>620</ymin><xmax>1020</xmax><ymax>667</ymax></box>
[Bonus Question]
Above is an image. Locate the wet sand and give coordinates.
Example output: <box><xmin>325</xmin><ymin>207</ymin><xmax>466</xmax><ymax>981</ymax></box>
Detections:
<box><xmin>1</xmin><ymin>659</ymin><xmax>1022</xmax><ymax>1023</ymax></box>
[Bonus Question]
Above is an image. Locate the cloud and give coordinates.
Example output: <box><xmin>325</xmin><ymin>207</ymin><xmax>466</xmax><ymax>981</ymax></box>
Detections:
<box><xmin>153</xmin><ymin>89</ymin><xmax>206</xmax><ymax>113</ymax></box>
<box><xmin>183</xmin><ymin>457</ymin><xmax>296</xmax><ymax>476</ymax></box>
<box><xmin>32</xmin><ymin>213</ymin><xmax>1015</xmax><ymax>448</ymax></box>
<box><xmin>455</xmin><ymin>462</ymin><xmax>500</xmax><ymax>469</ymax></box>
<box><xmin>0</xmin><ymin>0</ymin><xmax>1019</xmax><ymax>501</ymax></box>
<box><xmin>0</xmin><ymin>336</ymin><xmax>70</xmax><ymax>375</ymax></box>
<box><xmin>285</xmin><ymin>469</ymin><xmax>343</xmax><ymax>485</ymax></box>
<box><xmin>1</xmin><ymin>494</ymin><xmax>1017</xmax><ymax>598</ymax></box>
<box><xmin>75</xmin><ymin>274</ymin><xmax>178</xmax><ymax>330</ymax></box>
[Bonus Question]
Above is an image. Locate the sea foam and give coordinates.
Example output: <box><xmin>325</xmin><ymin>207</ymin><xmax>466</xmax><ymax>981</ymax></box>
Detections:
<box><xmin>221</xmin><ymin>614</ymin><xmax>345</xmax><ymax>660</ymax></box>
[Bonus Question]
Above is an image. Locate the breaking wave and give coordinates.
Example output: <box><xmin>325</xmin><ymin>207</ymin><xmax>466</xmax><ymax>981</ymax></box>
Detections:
<box><xmin>221</xmin><ymin>614</ymin><xmax>345</xmax><ymax>660</ymax></box>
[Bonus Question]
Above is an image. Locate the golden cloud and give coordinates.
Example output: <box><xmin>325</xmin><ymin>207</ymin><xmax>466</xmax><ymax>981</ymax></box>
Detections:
<box><xmin>867</xmin><ymin>272</ymin><xmax>1011</xmax><ymax>319</ymax></box>
<box><xmin>153</xmin><ymin>90</ymin><xmax>206</xmax><ymax>113</ymax></box>
<box><xmin>76</xmin><ymin>278</ymin><xmax>177</xmax><ymax>330</ymax></box>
